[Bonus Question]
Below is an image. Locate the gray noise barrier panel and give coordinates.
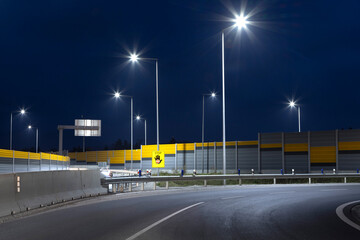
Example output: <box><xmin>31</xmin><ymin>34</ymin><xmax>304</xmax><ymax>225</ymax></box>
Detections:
<box><xmin>0</xmin><ymin>170</ymin><xmax>107</xmax><ymax>218</ymax></box>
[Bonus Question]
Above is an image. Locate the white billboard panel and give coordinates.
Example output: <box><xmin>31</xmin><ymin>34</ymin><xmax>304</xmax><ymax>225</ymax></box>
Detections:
<box><xmin>74</xmin><ymin>119</ymin><xmax>101</xmax><ymax>137</ymax></box>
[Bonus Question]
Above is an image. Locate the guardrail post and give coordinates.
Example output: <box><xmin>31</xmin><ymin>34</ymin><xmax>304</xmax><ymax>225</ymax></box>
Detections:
<box><xmin>344</xmin><ymin>177</ymin><xmax>347</xmax><ymax>184</ymax></box>
<box><xmin>141</xmin><ymin>182</ymin><xmax>144</xmax><ymax>191</ymax></box>
<box><xmin>129</xmin><ymin>183</ymin><xmax>132</xmax><ymax>192</ymax></box>
<box><xmin>166</xmin><ymin>181</ymin><xmax>169</xmax><ymax>189</ymax></box>
<box><xmin>308</xmin><ymin>178</ymin><xmax>311</xmax><ymax>184</ymax></box>
<box><xmin>239</xmin><ymin>179</ymin><xmax>242</xmax><ymax>185</ymax></box>
<box><xmin>273</xmin><ymin>178</ymin><xmax>276</xmax><ymax>184</ymax></box>
<box><xmin>204</xmin><ymin>180</ymin><xmax>207</xmax><ymax>187</ymax></box>
<box><xmin>153</xmin><ymin>182</ymin><xmax>156</xmax><ymax>190</ymax></box>
<box><xmin>112</xmin><ymin>184</ymin><xmax>117</xmax><ymax>193</ymax></box>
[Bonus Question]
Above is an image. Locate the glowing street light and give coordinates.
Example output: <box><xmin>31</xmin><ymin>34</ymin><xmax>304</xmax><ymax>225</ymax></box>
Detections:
<box><xmin>28</xmin><ymin>124</ymin><xmax>39</xmax><ymax>153</ymax></box>
<box><xmin>127</xmin><ymin>52</ymin><xmax>160</xmax><ymax>154</ymax></box>
<box><xmin>10</xmin><ymin>108</ymin><xmax>27</xmax><ymax>150</ymax></box>
<box><xmin>136</xmin><ymin>115</ymin><xmax>147</xmax><ymax>145</ymax></box>
<box><xmin>202</xmin><ymin>92</ymin><xmax>217</xmax><ymax>173</ymax></box>
<box><xmin>220</xmin><ymin>14</ymin><xmax>249</xmax><ymax>178</ymax></box>
<box><xmin>114</xmin><ymin>91</ymin><xmax>134</xmax><ymax>169</ymax></box>
<box><xmin>289</xmin><ymin>101</ymin><xmax>301</xmax><ymax>132</ymax></box>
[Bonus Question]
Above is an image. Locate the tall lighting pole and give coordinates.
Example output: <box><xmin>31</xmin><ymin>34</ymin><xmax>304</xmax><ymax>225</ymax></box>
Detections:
<box><xmin>128</xmin><ymin>54</ymin><xmax>159</xmax><ymax>151</ymax></box>
<box><xmin>114</xmin><ymin>92</ymin><xmax>134</xmax><ymax>169</ymax></box>
<box><xmin>136</xmin><ymin>115</ymin><xmax>147</xmax><ymax>145</ymax></box>
<box><xmin>202</xmin><ymin>92</ymin><xmax>216</xmax><ymax>173</ymax></box>
<box><xmin>10</xmin><ymin>108</ymin><xmax>26</xmax><ymax>150</ymax></box>
<box><xmin>221</xmin><ymin>15</ymin><xmax>248</xmax><ymax>178</ymax></box>
<box><xmin>289</xmin><ymin>101</ymin><xmax>301</xmax><ymax>132</ymax></box>
<box><xmin>28</xmin><ymin>125</ymin><xmax>39</xmax><ymax>153</ymax></box>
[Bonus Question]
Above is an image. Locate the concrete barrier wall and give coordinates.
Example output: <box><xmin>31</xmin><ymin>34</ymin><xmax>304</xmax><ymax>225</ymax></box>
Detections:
<box><xmin>0</xmin><ymin>170</ymin><xmax>107</xmax><ymax>218</ymax></box>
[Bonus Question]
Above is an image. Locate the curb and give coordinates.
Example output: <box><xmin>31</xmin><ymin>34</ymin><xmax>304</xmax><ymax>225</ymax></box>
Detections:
<box><xmin>336</xmin><ymin>200</ymin><xmax>360</xmax><ymax>231</ymax></box>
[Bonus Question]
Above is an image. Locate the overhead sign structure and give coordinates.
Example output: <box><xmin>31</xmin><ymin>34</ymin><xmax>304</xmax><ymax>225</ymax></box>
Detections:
<box><xmin>152</xmin><ymin>151</ymin><xmax>165</xmax><ymax>168</ymax></box>
<box><xmin>74</xmin><ymin>119</ymin><xmax>101</xmax><ymax>137</ymax></box>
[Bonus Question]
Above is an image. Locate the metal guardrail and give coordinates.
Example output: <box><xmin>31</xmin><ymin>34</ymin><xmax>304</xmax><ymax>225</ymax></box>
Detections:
<box><xmin>101</xmin><ymin>173</ymin><xmax>360</xmax><ymax>193</ymax></box>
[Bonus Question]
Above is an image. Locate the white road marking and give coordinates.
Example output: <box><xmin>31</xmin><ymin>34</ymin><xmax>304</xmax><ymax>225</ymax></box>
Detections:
<box><xmin>336</xmin><ymin>200</ymin><xmax>360</xmax><ymax>231</ymax></box>
<box><xmin>125</xmin><ymin>202</ymin><xmax>204</xmax><ymax>240</ymax></box>
<box><xmin>321</xmin><ymin>189</ymin><xmax>348</xmax><ymax>192</ymax></box>
<box><xmin>269</xmin><ymin>191</ymin><xmax>295</xmax><ymax>195</ymax></box>
<box><xmin>221</xmin><ymin>196</ymin><xmax>246</xmax><ymax>200</ymax></box>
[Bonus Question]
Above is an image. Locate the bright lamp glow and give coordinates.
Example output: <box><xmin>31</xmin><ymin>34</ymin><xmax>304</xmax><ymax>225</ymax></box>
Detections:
<box><xmin>114</xmin><ymin>92</ymin><xmax>120</xmax><ymax>98</ymax></box>
<box><xmin>28</xmin><ymin>125</ymin><xmax>32</xmax><ymax>129</ymax></box>
<box><xmin>211</xmin><ymin>92</ymin><xmax>216</xmax><ymax>97</ymax></box>
<box><xmin>130</xmin><ymin>53</ymin><xmax>139</xmax><ymax>62</ymax></box>
<box><xmin>136</xmin><ymin>115</ymin><xmax>141</xmax><ymax>120</ymax></box>
<box><xmin>20</xmin><ymin>109</ymin><xmax>26</xmax><ymax>115</ymax></box>
<box><xmin>289</xmin><ymin>101</ymin><xmax>295</xmax><ymax>107</ymax></box>
<box><xmin>235</xmin><ymin>15</ymin><xmax>248</xmax><ymax>29</ymax></box>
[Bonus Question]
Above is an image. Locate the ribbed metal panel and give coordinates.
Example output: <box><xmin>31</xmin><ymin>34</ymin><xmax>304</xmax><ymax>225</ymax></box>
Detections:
<box><xmin>338</xmin><ymin>154</ymin><xmax>360</xmax><ymax>170</ymax></box>
<box><xmin>0</xmin><ymin>158</ymin><xmax>12</xmax><ymax>173</ymax></box>
<box><xmin>164</xmin><ymin>156</ymin><xmax>175</xmax><ymax>170</ymax></box>
<box><xmin>238</xmin><ymin>148</ymin><xmax>258</xmax><ymax>172</ymax></box>
<box><xmin>195</xmin><ymin>147</ymin><xmax>208</xmax><ymax>173</ymax></box>
<box><xmin>226</xmin><ymin>147</ymin><xmax>236</xmax><ymax>171</ymax></box>
<box><xmin>310</xmin><ymin>130</ymin><xmax>336</xmax><ymax>147</ymax></box>
<box><xmin>30</xmin><ymin>160</ymin><xmax>40</xmax><ymax>171</ymax></box>
<box><xmin>284</xmin><ymin>132</ymin><xmax>308</xmax><ymax>144</ymax></box>
<box><xmin>14</xmin><ymin>158</ymin><xmax>27</xmax><ymax>172</ymax></box>
<box><xmin>216</xmin><ymin>146</ymin><xmax>223</xmax><ymax>171</ymax></box>
<box><xmin>261</xmin><ymin>151</ymin><xmax>282</xmax><ymax>171</ymax></box>
<box><xmin>260</xmin><ymin>132</ymin><xmax>282</xmax><ymax>144</ymax></box>
<box><xmin>177</xmin><ymin>152</ymin><xmax>194</xmax><ymax>171</ymax></box>
<box><xmin>141</xmin><ymin>159</ymin><xmax>152</xmax><ymax>170</ymax></box>
<box><xmin>285</xmin><ymin>155</ymin><xmax>308</xmax><ymax>173</ymax></box>
<box><xmin>339</xmin><ymin>129</ymin><xmax>360</xmax><ymax>142</ymax></box>
<box><xmin>41</xmin><ymin>159</ymin><xmax>51</xmax><ymax>171</ymax></box>
<box><xmin>207</xmin><ymin>148</ymin><xmax>215</xmax><ymax>172</ymax></box>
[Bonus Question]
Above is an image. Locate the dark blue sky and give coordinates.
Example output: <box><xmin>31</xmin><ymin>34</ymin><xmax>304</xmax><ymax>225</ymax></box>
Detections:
<box><xmin>1</xmin><ymin>0</ymin><xmax>360</xmax><ymax>151</ymax></box>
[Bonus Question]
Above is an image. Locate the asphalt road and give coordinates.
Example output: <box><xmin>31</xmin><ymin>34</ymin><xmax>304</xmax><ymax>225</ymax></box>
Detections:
<box><xmin>0</xmin><ymin>184</ymin><xmax>360</xmax><ymax>240</ymax></box>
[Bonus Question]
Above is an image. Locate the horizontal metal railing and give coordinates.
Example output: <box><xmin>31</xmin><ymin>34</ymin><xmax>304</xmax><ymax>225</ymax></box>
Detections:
<box><xmin>102</xmin><ymin>173</ymin><xmax>360</xmax><ymax>193</ymax></box>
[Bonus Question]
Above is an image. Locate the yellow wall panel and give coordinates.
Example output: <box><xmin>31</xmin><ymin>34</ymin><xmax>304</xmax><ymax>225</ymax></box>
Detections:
<box><xmin>110</xmin><ymin>157</ymin><xmax>124</xmax><ymax>164</ymax></box>
<box><xmin>97</xmin><ymin>151</ymin><xmax>109</xmax><ymax>162</ymax></box>
<box><xmin>238</xmin><ymin>141</ymin><xmax>258</xmax><ymax>146</ymax></box>
<box><xmin>68</xmin><ymin>152</ymin><xmax>76</xmax><ymax>160</ymax></box>
<box><xmin>261</xmin><ymin>143</ymin><xmax>282</xmax><ymax>149</ymax></box>
<box><xmin>41</xmin><ymin>153</ymin><xmax>50</xmax><ymax>160</ymax></box>
<box><xmin>177</xmin><ymin>143</ymin><xmax>195</xmax><ymax>151</ymax></box>
<box><xmin>195</xmin><ymin>142</ymin><xmax>215</xmax><ymax>147</ymax></box>
<box><xmin>0</xmin><ymin>149</ymin><xmax>13</xmax><ymax>158</ymax></box>
<box><xmin>14</xmin><ymin>151</ymin><xmax>28</xmax><ymax>159</ymax></box>
<box><xmin>87</xmin><ymin>152</ymin><xmax>97</xmax><ymax>163</ymax></box>
<box><xmin>125</xmin><ymin>150</ymin><xmax>141</xmax><ymax>161</ymax></box>
<box><xmin>160</xmin><ymin>144</ymin><xmax>176</xmax><ymax>154</ymax></box>
<box><xmin>339</xmin><ymin>142</ymin><xmax>360</xmax><ymax>151</ymax></box>
<box><xmin>310</xmin><ymin>146</ymin><xmax>336</xmax><ymax>163</ymax></box>
<box><xmin>50</xmin><ymin>154</ymin><xmax>58</xmax><ymax>160</ymax></box>
<box><xmin>284</xmin><ymin>143</ymin><xmax>308</xmax><ymax>152</ymax></box>
<box><xmin>76</xmin><ymin>152</ymin><xmax>86</xmax><ymax>161</ymax></box>
<box><xmin>29</xmin><ymin>152</ymin><xmax>40</xmax><ymax>160</ymax></box>
<box><xmin>142</xmin><ymin>145</ymin><xmax>157</xmax><ymax>158</ymax></box>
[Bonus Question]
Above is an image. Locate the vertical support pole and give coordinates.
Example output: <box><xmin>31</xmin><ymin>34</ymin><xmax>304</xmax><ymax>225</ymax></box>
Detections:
<box><xmin>10</xmin><ymin>113</ymin><xmax>12</xmax><ymax>150</ymax></box>
<box><xmin>239</xmin><ymin>178</ymin><xmax>242</xmax><ymax>185</ymax></box>
<box><xmin>309</xmin><ymin>178</ymin><xmax>311</xmax><ymax>184</ymax></box>
<box><xmin>12</xmin><ymin>150</ymin><xmax>15</xmax><ymax>173</ymax></box>
<box><xmin>153</xmin><ymin>182</ymin><xmax>156</xmax><ymax>191</ymax></box>
<box><xmin>124</xmin><ymin>150</ymin><xmax>126</xmax><ymax>170</ymax></box>
<box><xmin>166</xmin><ymin>181</ymin><xmax>169</xmax><ymax>189</ymax></box>
<box><xmin>235</xmin><ymin>141</ymin><xmax>238</xmax><ymax>172</ymax></box>
<box><xmin>58</xmin><ymin>128</ymin><xmax>63</xmax><ymax>155</ymax></box>
<box><xmin>202</xmin><ymin>95</ymin><xmax>205</xmax><ymax>174</ymax></box>
<box><xmin>221</xmin><ymin>31</ymin><xmax>226</xmax><ymax>180</ymax></box>
<box><xmin>336</xmin><ymin>129</ymin><xmax>339</xmax><ymax>173</ymax></box>
<box><xmin>204</xmin><ymin>180</ymin><xmax>207</xmax><ymax>187</ymax></box>
<box><xmin>155</xmin><ymin>59</ymin><xmax>159</xmax><ymax>152</ymax></box>
<box><xmin>140</xmin><ymin>145</ymin><xmax>143</xmax><ymax>170</ymax></box>
<box><xmin>49</xmin><ymin>153</ymin><xmax>51</xmax><ymax>170</ymax></box>
<box><xmin>298</xmin><ymin>107</ymin><xmax>301</xmax><ymax>132</ymax></box>
<box><xmin>194</xmin><ymin>142</ymin><xmax>196</xmax><ymax>171</ymax></box>
<box><xmin>27</xmin><ymin>152</ymin><xmax>30</xmax><ymax>172</ymax></box>
<box><xmin>129</xmin><ymin>183</ymin><xmax>132</xmax><ymax>192</ymax></box>
<box><xmin>141</xmin><ymin>182</ymin><xmax>144</xmax><ymax>191</ymax></box>
<box><xmin>175</xmin><ymin>143</ymin><xmax>177</xmax><ymax>172</ymax></box>
<box><xmin>273</xmin><ymin>178</ymin><xmax>276</xmax><ymax>184</ymax></box>
<box><xmin>282</xmin><ymin>132</ymin><xmax>285</xmax><ymax>172</ymax></box>
<box><xmin>144</xmin><ymin>119</ymin><xmax>147</xmax><ymax>145</ymax></box>
<box><xmin>308</xmin><ymin>131</ymin><xmax>311</xmax><ymax>173</ymax></box>
<box><xmin>214</xmin><ymin>142</ymin><xmax>217</xmax><ymax>173</ymax></box>
<box><xmin>131</xmin><ymin>97</ymin><xmax>133</xmax><ymax>170</ymax></box>
<box><xmin>258</xmin><ymin>133</ymin><xmax>261</xmax><ymax>174</ymax></box>
<box><xmin>344</xmin><ymin>177</ymin><xmax>347</xmax><ymax>183</ymax></box>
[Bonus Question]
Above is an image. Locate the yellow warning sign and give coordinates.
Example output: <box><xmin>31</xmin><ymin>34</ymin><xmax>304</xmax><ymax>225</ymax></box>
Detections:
<box><xmin>152</xmin><ymin>151</ymin><xmax>165</xmax><ymax>168</ymax></box>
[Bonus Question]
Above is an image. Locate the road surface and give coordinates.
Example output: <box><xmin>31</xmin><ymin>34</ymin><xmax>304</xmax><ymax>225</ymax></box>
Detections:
<box><xmin>0</xmin><ymin>184</ymin><xmax>359</xmax><ymax>239</ymax></box>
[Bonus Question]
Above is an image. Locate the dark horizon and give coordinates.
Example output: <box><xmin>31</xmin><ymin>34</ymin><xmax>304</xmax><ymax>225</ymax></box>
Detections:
<box><xmin>1</xmin><ymin>0</ymin><xmax>359</xmax><ymax>152</ymax></box>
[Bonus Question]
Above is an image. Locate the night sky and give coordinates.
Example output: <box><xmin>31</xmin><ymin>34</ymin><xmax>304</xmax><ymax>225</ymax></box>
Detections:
<box><xmin>1</xmin><ymin>0</ymin><xmax>359</xmax><ymax>152</ymax></box>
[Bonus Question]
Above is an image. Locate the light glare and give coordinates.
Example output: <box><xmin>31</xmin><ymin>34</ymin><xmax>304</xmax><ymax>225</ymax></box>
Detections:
<box><xmin>235</xmin><ymin>15</ymin><xmax>248</xmax><ymax>29</ymax></box>
<box><xmin>28</xmin><ymin>125</ymin><xmax>32</xmax><ymax>129</ymax></box>
<box><xmin>136</xmin><ymin>115</ymin><xmax>141</xmax><ymax>120</ymax></box>
<box><xmin>211</xmin><ymin>92</ymin><xmax>216</xmax><ymax>97</ymax></box>
<box><xmin>20</xmin><ymin>109</ymin><xmax>26</xmax><ymax>115</ymax></box>
<box><xmin>289</xmin><ymin>101</ymin><xmax>295</xmax><ymax>107</ymax></box>
<box><xmin>130</xmin><ymin>53</ymin><xmax>139</xmax><ymax>62</ymax></box>
<box><xmin>114</xmin><ymin>92</ymin><xmax>120</xmax><ymax>98</ymax></box>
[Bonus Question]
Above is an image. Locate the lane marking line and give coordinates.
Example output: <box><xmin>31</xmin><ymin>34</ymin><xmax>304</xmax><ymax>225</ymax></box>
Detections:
<box><xmin>221</xmin><ymin>196</ymin><xmax>246</xmax><ymax>200</ymax></box>
<box><xmin>269</xmin><ymin>191</ymin><xmax>295</xmax><ymax>195</ymax></box>
<box><xmin>321</xmin><ymin>189</ymin><xmax>348</xmax><ymax>192</ymax></box>
<box><xmin>125</xmin><ymin>202</ymin><xmax>204</xmax><ymax>240</ymax></box>
<box><xmin>336</xmin><ymin>200</ymin><xmax>360</xmax><ymax>231</ymax></box>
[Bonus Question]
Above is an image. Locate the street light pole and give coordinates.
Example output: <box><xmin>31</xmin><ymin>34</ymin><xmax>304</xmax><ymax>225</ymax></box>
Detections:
<box><xmin>156</xmin><ymin>60</ymin><xmax>159</xmax><ymax>151</ymax></box>
<box><xmin>10</xmin><ymin>113</ymin><xmax>12</xmax><ymax>150</ymax></box>
<box><xmin>202</xmin><ymin>95</ymin><xmax>205</xmax><ymax>173</ymax></box>
<box><xmin>222</xmin><ymin>30</ymin><xmax>226</xmax><ymax>179</ymax></box>
<box><xmin>298</xmin><ymin>106</ymin><xmax>301</xmax><ymax>132</ymax></box>
<box><xmin>145</xmin><ymin>119</ymin><xmax>147</xmax><ymax>145</ymax></box>
<box><xmin>36</xmin><ymin>128</ymin><xmax>39</xmax><ymax>153</ymax></box>
<box><xmin>131</xmin><ymin>97</ymin><xmax>133</xmax><ymax>170</ymax></box>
